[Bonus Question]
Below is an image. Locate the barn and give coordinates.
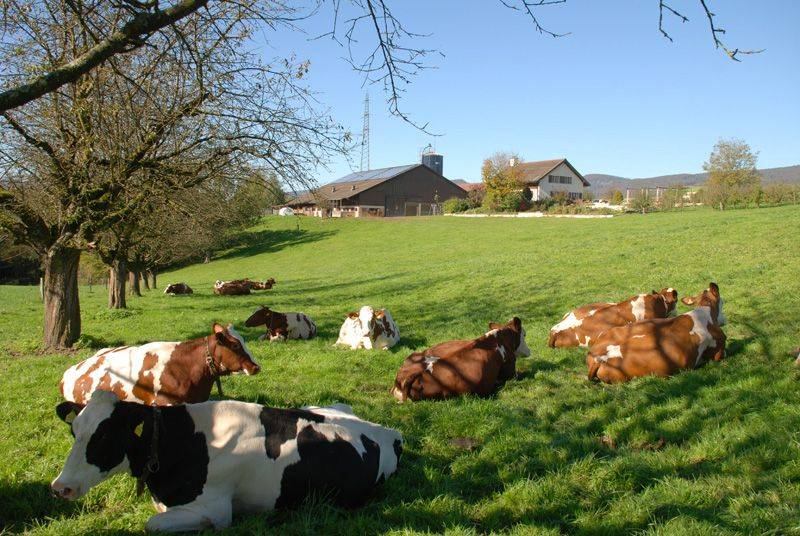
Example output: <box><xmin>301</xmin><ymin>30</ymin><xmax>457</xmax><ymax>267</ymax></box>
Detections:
<box><xmin>287</xmin><ymin>162</ymin><xmax>467</xmax><ymax>218</ymax></box>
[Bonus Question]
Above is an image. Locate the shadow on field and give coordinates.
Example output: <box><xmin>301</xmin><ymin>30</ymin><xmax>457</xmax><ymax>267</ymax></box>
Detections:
<box><xmin>0</xmin><ymin>480</ymin><xmax>88</xmax><ymax>533</ymax></box>
<box><xmin>218</xmin><ymin>228</ymin><xmax>338</xmax><ymax>260</ymax></box>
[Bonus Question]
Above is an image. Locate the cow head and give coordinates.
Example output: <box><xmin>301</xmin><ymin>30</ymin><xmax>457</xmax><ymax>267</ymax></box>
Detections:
<box><xmin>52</xmin><ymin>391</ymin><xmax>138</xmax><ymax>500</ymax></box>
<box><xmin>654</xmin><ymin>287</ymin><xmax>679</xmax><ymax>317</ymax></box>
<box><xmin>244</xmin><ymin>306</ymin><xmax>271</xmax><ymax>328</ymax></box>
<box><xmin>212</xmin><ymin>323</ymin><xmax>261</xmax><ymax>375</ymax></box>
<box><xmin>681</xmin><ymin>282</ymin><xmax>726</xmax><ymax>325</ymax></box>
<box><xmin>488</xmin><ymin>317</ymin><xmax>531</xmax><ymax>358</ymax></box>
<box><xmin>358</xmin><ymin>305</ymin><xmax>376</xmax><ymax>338</ymax></box>
<box><xmin>793</xmin><ymin>347</ymin><xmax>800</xmax><ymax>366</ymax></box>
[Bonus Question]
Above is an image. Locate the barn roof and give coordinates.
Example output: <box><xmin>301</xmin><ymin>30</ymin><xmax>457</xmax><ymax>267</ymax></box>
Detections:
<box><xmin>288</xmin><ymin>163</ymin><xmax>426</xmax><ymax>204</ymax></box>
<box><xmin>516</xmin><ymin>158</ymin><xmax>590</xmax><ymax>187</ymax></box>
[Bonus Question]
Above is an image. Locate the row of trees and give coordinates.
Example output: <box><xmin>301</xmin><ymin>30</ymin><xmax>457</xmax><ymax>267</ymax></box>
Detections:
<box><xmin>0</xmin><ymin>1</ymin><xmax>343</xmax><ymax>348</ymax></box>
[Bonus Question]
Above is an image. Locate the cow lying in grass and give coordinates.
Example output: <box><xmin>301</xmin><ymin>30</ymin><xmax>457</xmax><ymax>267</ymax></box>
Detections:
<box><xmin>391</xmin><ymin>317</ymin><xmax>531</xmax><ymax>402</ymax></box>
<box><xmin>60</xmin><ymin>324</ymin><xmax>260</xmax><ymax>405</ymax></box>
<box><xmin>549</xmin><ymin>288</ymin><xmax>678</xmax><ymax>348</ymax></box>
<box><xmin>335</xmin><ymin>306</ymin><xmax>400</xmax><ymax>350</ymax></box>
<box><xmin>586</xmin><ymin>283</ymin><xmax>726</xmax><ymax>383</ymax></box>
<box><xmin>214</xmin><ymin>278</ymin><xmax>275</xmax><ymax>295</ymax></box>
<box><xmin>163</xmin><ymin>283</ymin><xmax>193</xmax><ymax>295</ymax></box>
<box><xmin>244</xmin><ymin>306</ymin><xmax>317</xmax><ymax>341</ymax></box>
<box><xmin>52</xmin><ymin>391</ymin><xmax>403</xmax><ymax>532</ymax></box>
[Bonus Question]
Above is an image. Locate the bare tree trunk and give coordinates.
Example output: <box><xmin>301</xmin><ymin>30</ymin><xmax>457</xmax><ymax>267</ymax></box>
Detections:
<box><xmin>128</xmin><ymin>270</ymin><xmax>142</xmax><ymax>297</ymax></box>
<box><xmin>108</xmin><ymin>259</ymin><xmax>127</xmax><ymax>309</ymax></box>
<box><xmin>148</xmin><ymin>269</ymin><xmax>157</xmax><ymax>289</ymax></box>
<box><xmin>142</xmin><ymin>271</ymin><xmax>151</xmax><ymax>290</ymax></box>
<box><xmin>42</xmin><ymin>247</ymin><xmax>81</xmax><ymax>349</ymax></box>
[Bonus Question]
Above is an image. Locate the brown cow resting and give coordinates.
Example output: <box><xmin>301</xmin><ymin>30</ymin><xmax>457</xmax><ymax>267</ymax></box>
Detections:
<box><xmin>60</xmin><ymin>323</ymin><xmax>260</xmax><ymax>405</ymax></box>
<box><xmin>548</xmin><ymin>288</ymin><xmax>678</xmax><ymax>348</ymax></box>
<box><xmin>586</xmin><ymin>283</ymin><xmax>726</xmax><ymax>383</ymax></box>
<box><xmin>245</xmin><ymin>306</ymin><xmax>317</xmax><ymax>341</ymax></box>
<box><xmin>391</xmin><ymin>317</ymin><xmax>531</xmax><ymax>402</ymax></box>
<box><xmin>214</xmin><ymin>278</ymin><xmax>275</xmax><ymax>295</ymax></box>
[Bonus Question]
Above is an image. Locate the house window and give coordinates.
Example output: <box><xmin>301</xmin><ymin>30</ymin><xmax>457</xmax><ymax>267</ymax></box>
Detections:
<box><xmin>548</xmin><ymin>175</ymin><xmax>573</xmax><ymax>184</ymax></box>
<box><xmin>568</xmin><ymin>192</ymin><xmax>583</xmax><ymax>200</ymax></box>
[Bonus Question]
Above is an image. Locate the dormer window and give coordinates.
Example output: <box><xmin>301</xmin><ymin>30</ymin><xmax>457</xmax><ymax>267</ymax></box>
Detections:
<box><xmin>331</xmin><ymin>186</ymin><xmax>336</xmax><ymax>192</ymax></box>
<box><xmin>351</xmin><ymin>185</ymin><xmax>357</xmax><ymax>191</ymax></box>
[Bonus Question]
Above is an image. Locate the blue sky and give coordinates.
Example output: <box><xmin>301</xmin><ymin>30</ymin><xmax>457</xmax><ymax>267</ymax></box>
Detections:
<box><xmin>257</xmin><ymin>1</ymin><xmax>799</xmax><ymax>183</ymax></box>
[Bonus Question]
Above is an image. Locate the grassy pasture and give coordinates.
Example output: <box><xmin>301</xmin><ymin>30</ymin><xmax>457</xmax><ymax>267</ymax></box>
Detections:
<box><xmin>1</xmin><ymin>206</ymin><xmax>799</xmax><ymax>535</ymax></box>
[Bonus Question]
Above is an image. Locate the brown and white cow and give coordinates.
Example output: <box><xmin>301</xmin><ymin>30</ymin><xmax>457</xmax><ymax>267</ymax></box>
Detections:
<box><xmin>391</xmin><ymin>317</ymin><xmax>531</xmax><ymax>402</ymax></box>
<box><xmin>244</xmin><ymin>306</ymin><xmax>317</xmax><ymax>341</ymax></box>
<box><xmin>548</xmin><ymin>288</ymin><xmax>679</xmax><ymax>348</ymax></box>
<box><xmin>214</xmin><ymin>278</ymin><xmax>275</xmax><ymax>295</ymax></box>
<box><xmin>60</xmin><ymin>324</ymin><xmax>260</xmax><ymax>405</ymax></box>
<box><xmin>586</xmin><ymin>283</ymin><xmax>726</xmax><ymax>384</ymax></box>
<box><xmin>163</xmin><ymin>283</ymin><xmax>193</xmax><ymax>295</ymax></box>
<box><xmin>335</xmin><ymin>306</ymin><xmax>400</xmax><ymax>350</ymax></box>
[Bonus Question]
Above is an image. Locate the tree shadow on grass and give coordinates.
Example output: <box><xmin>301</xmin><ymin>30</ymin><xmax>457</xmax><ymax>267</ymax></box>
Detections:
<box><xmin>217</xmin><ymin>228</ymin><xmax>338</xmax><ymax>261</ymax></box>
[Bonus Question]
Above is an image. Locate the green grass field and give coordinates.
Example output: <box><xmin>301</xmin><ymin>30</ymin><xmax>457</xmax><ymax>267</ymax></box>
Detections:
<box><xmin>1</xmin><ymin>206</ymin><xmax>799</xmax><ymax>535</ymax></box>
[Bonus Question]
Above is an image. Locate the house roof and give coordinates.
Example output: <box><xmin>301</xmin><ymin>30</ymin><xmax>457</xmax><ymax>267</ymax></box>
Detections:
<box><xmin>287</xmin><ymin>163</ymin><xmax>458</xmax><ymax>205</ymax></box>
<box><xmin>516</xmin><ymin>158</ymin><xmax>590</xmax><ymax>187</ymax></box>
<box><xmin>459</xmin><ymin>182</ymin><xmax>485</xmax><ymax>192</ymax></box>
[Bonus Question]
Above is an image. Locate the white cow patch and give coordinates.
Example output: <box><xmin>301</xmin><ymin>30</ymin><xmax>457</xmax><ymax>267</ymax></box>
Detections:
<box><xmin>335</xmin><ymin>306</ymin><xmax>399</xmax><ymax>350</ymax></box>
<box><xmin>688</xmin><ymin>307</ymin><xmax>715</xmax><ymax>366</ymax></box>
<box><xmin>551</xmin><ymin>312</ymin><xmax>582</xmax><ymax>333</ymax></box>
<box><xmin>424</xmin><ymin>356</ymin><xmax>439</xmax><ymax>372</ymax></box>
<box><xmin>631</xmin><ymin>294</ymin><xmax>647</xmax><ymax>321</ymax></box>
<box><xmin>595</xmin><ymin>344</ymin><xmax>623</xmax><ymax>363</ymax></box>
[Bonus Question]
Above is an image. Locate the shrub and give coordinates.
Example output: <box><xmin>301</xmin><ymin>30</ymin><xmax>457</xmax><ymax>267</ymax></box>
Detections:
<box><xmin>442</xmin><ymin>197</ymin><xmax>472</xmax><ymax>214</ymax></box>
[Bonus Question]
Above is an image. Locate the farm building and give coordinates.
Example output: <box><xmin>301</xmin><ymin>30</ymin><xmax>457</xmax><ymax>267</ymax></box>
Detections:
<box><xmin>515</xmin><ymin>158</ymin><xmax>590</xmax><ymax>201</ymax></box>
<box><xmin>286</xmin><ymin>162</ymin><xmax>466</xmax><ymax>217</ymax></box>
<box><xmin>458</xmin><ymin>158</ymin><xmax>590</xmax><ymax>201</ymax></box>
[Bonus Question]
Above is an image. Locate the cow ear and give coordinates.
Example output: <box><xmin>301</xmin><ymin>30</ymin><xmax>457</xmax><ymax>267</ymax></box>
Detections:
<box><xmin>681</xmin><ymin>296</ymin><xmax>697</xmax><ymax>305</ymax></box>
<box><xmin>488</xmin><ymin>322</ymin><xmax>502</xmax><ymax>330</ymax></box>
<box><xmin>56</xmin><ymin>402</ymin><xmax>84</xmax><ymax>424</ymax></box>
<box><xmin>651</xmin><ymin>289</ymin><xmax>658</xmax><ymax>294</ymax></box>
<box><xmin>709</xmin><ymin>282</ymin><xmax>720</xmax><ymax>297</ymax></box>
<box><xmin>212</xmin><ymin>323</ymin><xmax>225</xmax><ymax>334</ymax></box>
<box><xmin>348</xmin><ymin>312</ymin><xmax>359</xmax><ymax>319</ymax></box>
<box><xmin>510</xmin><ymin>317</ymin><xmax>522</xmax><ymax>331</ymax></box>
<box><xmin>670</xmin><ymin>289</ymin><xmax>678</xmax><ymax>300</ymax></box>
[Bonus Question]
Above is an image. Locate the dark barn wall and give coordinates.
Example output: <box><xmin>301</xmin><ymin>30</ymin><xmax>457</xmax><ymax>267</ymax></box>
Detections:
<box><xmin>358</xmin><ymin>167</ymin><xmax>466</xmax><ymax>216</ymax></box>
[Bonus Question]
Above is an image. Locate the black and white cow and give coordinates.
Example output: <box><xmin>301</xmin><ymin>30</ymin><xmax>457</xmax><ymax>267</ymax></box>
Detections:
<box><xmin>52</xmin><ymin>391</ymin><xmax>403</xmax><ymax>532</ymax></box>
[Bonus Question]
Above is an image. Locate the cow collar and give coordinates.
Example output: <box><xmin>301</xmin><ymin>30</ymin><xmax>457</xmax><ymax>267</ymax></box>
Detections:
<box><xmin>136</xmin><ymin>405</ymin><xmax>162</xmax><ymax>496</ymax></box>
<box><xmin>205</xmin><ymin>337</ymin><xmax>225</xmax><ymax>398</ymax></box>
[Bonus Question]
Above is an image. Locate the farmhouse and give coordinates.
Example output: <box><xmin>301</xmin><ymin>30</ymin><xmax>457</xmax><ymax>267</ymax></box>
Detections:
<box><xmin>515</xmin><ymin>158</ymin><xmax>590</xmax><ymax>201</ymax></box>
<box><xmin>457</xmin><ymin>158</ymin><xmax>590</xmax><ymax>201</ymax></box>
<box><xmin>287</xmin><ymin>162</ymin><xmax>466</xmax><ymax>217</ymax></box>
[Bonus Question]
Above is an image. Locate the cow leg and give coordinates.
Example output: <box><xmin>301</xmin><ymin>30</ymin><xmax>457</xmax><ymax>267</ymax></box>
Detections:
<box><xmin>594</xmin><ymin>363</ymin><xmax>629</xmax><ymax>384</ymax></box>
<box><xmin>361</xmin><ymin>337</ymin><xmax>373</xmax><ymax>350</ymax></box>
<box><xmin>145</xmin><ymin>500</ymin><xmax>232</xmax><ymax>532</ymax></box>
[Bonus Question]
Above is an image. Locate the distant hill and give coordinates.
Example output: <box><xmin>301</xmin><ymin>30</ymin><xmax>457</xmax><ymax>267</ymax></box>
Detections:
<box><xmin>585</xmin><ymin>165</ymin><xmax>800</xmax><ymax>194</ymax></box>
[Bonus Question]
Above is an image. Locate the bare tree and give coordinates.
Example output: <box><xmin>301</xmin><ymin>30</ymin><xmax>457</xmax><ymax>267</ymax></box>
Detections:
<box><xmin>0</xmin><ymin>1</ymin><xmax>348</xmax><ymax>344</ymax></box>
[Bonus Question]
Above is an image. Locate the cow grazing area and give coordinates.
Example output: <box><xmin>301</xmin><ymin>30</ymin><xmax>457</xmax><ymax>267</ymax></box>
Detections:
<box><xmin>1</xmin><ymin>206</ymin><xmax>799</xmax><ymax>535</ymax></box>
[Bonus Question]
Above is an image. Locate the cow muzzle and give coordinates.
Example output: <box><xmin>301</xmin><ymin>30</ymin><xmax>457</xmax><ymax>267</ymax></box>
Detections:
<box><xmin>50</xmin><ymin>480</ymin><xmax>80</xmax><ymax>500</ymax></box>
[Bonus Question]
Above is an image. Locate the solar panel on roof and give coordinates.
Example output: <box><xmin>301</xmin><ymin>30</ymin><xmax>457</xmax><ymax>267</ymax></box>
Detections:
<box><xmin>327</xmin><ymin>164</ymin><xmax>417</xmax><ymax>184</ymax></box>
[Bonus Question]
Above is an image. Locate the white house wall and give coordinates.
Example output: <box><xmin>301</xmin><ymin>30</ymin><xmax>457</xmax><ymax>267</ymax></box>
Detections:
<box><xmin>535</xmin><ymin>162</ymin><xmax>586</xmax><ymax>199</ymax></box>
